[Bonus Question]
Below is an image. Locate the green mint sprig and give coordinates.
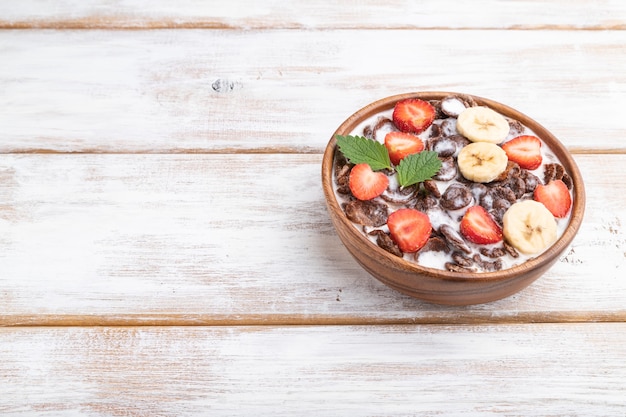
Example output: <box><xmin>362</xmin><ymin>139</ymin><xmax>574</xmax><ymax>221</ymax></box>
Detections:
<box><xmin>396</xmin><ymin>151</ymin><xmax>442</xmax><ymax>187</ymax></box>
<box><xmin>335</xmin><ymin>134</ymin><xmax>441</xmax><ymax>187</ymax></box>
<box><xmin>335</xmin><ymin>135</ymin><xmax>391</xmax><ymax>171</ymax></box>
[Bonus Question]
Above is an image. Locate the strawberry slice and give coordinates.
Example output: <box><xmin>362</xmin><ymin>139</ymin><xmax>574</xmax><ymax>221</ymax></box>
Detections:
<box><xmin>384</xmin><ymin>131</ymin><xmax>425</xmax><ymax>165</ymax></box>
<box><xmin>392</xmin><ymin>99</ymin><xmax>436</xmax><ymax>134</ymax></box>
<box><xmin>501</xmin><ymin>135</ymin><xmax>543</xmax><ymax>170</ymax></box>
<box><xmin>534</xmin><ymin>179</ymin><xmax>572</xmax><ymax>218</ymax></box>
<box><xmin>387</xmin><ymin>208</ymin><xmax>432</xmax><ymax>253</ymax></box>
<box><xmin>460</xmin><ymin>206</ymin><xmax>503</xmax><ymax>244</ymax></box>
<box><xmin>348</xmin><ymin>163</ymin><xmax>389</xmax><ymax>201</ymax></box>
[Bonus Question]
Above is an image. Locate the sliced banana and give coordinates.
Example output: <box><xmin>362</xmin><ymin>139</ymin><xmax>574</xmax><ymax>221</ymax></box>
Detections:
<box><xmin>456</xmin><ymin>106</ymin><xmax>510</xmax><ymax>144</ymax></box>
<box><xmin>457</xmin><ymin>142</ymin><xmax>508</xmax><ymax>183</ymax></box>
<box><xmin>503</xmin><ymin>200</ymin><xmax>557</xmax><ymax>255</ymax></box>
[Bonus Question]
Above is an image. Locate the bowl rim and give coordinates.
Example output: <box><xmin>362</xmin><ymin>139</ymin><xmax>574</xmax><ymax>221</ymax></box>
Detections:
<box><xmin>322</xmin><ymin>91</ymin><xmax>586</xmax><ymax>283</ymax></box>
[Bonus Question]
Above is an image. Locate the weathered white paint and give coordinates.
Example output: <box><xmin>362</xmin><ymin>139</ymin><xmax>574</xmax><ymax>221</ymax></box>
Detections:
<box><xmin>0</xmin><ymin>154</ymin><xmax>624</xmax><ymax>323</ymax></box>
<box><xmin>0</xmin><ymin>30</ymin><xmax>625</xmax><ymax>153</ymax></box>
<box><xmin>1</xmin><ymin>324</ymin><xmax>625</xmax><ymax>415</ymax></box>
<box><xmin>1</xmin><ymin>1</ymin><xmax>624</xmax><ymax>414</ymax></box>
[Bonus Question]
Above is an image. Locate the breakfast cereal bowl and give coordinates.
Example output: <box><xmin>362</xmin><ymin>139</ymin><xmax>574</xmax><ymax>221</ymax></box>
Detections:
<box><xmin>321</xmin><ymin>92</ymin><xmax>585</xmax><ymax>305</ymax></box>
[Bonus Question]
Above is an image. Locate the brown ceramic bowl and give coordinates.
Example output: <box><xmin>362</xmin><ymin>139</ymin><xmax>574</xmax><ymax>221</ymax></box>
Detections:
<box><xmin>322</xmin><ymin>92</ymin><xmax>585</xmax><ymax>305</ymax></box>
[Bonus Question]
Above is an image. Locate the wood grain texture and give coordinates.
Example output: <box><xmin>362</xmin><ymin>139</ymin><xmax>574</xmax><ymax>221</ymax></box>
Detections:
<box><xmin>0</xmin><ymin>153</ymin><xmax>624</xmax><ymax>324</ymax></box>
<box><xmin>1</xmin><ymin>324</ymin><xmax>625</xmax><ymax>416</ymax></box>
<box><xmin>2</xmin><ymin>3</ymin><xmax>625</xmax><ymax>413</ymax></box>
<box><xmin>2</xmin><ymin>0</ymin><xmax>625</xmax><ymax>29</ymax></box>
<box><xmin>1</xmin><ymin>29</ymin><xmax>625</xmax><ymax>153</ymax></box>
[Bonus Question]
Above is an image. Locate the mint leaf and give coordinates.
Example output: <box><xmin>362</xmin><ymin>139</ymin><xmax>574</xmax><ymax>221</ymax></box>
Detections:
<box><xmin>335</xmin><ymin>135</ymin><xmax>391</xmax><ymax>171</ymax></box>
<box><xmin>396</xmin><ymin>151</ymin><xmax>442</xmax><ymax>187</ymax></box>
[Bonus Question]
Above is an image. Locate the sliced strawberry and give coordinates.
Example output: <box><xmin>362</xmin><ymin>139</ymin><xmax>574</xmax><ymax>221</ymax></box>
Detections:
<box><xmin>384</xmin><ymin>131</ymin><xmax>425</xmax><ymax>165</ymax></box>
<box><xmin>392</xmin><ymin>99</ymin><xmax>436</xmax><ymax>134</ymax></box>
<box><xmin>387</xmin><ymin>208</ymin><xmax>432</xmax><ymax>253</ymax></box>
<box><xmin>460</xmin><ymin>206</ymin><xmax>503</xmax><ymax>244</ymax></box>
<box><xmin>534</xmin><ymin>179</ymin><xmax>572</xmax><ymax>218</ymax></box>
<box><xmin>501</xmin><ymin>135</ymin><xmax>542</xmax><ymax>170</ymax></box>
<box><xmin>348</xmin><ymin>163</ymin><xmax>389</xmax><ymax>201</ymax></box>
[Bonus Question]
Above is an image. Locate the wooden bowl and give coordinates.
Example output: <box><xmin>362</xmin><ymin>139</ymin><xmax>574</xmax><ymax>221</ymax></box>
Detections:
<box><xmin>321</xmin><ymin>92</ymin><xmax>585</xmax><ymax>305</ymax></box>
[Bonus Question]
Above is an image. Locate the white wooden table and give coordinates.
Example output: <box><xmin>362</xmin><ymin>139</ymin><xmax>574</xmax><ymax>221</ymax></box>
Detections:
<box><xmin>1</xmin><ymin>1</ymin><xmax>626</xmax><ymax>415</ymax></box>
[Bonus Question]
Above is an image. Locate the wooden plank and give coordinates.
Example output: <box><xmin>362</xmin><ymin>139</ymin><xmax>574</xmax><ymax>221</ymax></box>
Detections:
<box><xmin>1</xmin><ymin>324</ymin><xmax>625</xmax><ymax>415</ymax></box>
<box><xmin>0</xmin><ymin>153</ymin><xmax>624</xmax><ymax>324</ymax></box>
<box><xmin>1</xmin><ymin>0</ymin><xmax>625</xmax><ymax>30</ymax></box>
<box><xmin>1</xmin><ymin>29</ymin><xmax>625</xmax><ymax>153</ymax></box>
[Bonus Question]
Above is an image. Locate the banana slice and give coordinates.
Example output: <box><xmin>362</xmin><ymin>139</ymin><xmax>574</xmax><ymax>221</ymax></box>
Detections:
<box><xmin>457</xmin><ymin>142</ymin><xmax>508</xmax><ymax>183</ymax></box>
<box><xmin>503</xmin><ymin>200</ymin><xmax>557</xmax><ymax>254</ymax></box>
<box><xmin>456</xmin><ymin>106</ymin><xmax>510</xmax><ymax>144</ymax></box>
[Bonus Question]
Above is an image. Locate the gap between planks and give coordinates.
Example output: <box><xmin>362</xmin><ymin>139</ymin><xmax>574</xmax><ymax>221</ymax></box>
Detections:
<box><xmin>0</xmin><ymin>147</ymin><xmax>322</xmax><ymax>155</ymax></box>
<box><xmin>2</xmin><ymin>23</ymin><xmax>626</xmax><ymax>31</ymax></box>
<box><xmin>2</xmin><ymin>311</ymin><xmax>625</xmax><ymax>327</ymax></box>
<box><xmin>1</xmin><ymin>147</ymin><xmax>623</xmax><ymax>156</ymax></box>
